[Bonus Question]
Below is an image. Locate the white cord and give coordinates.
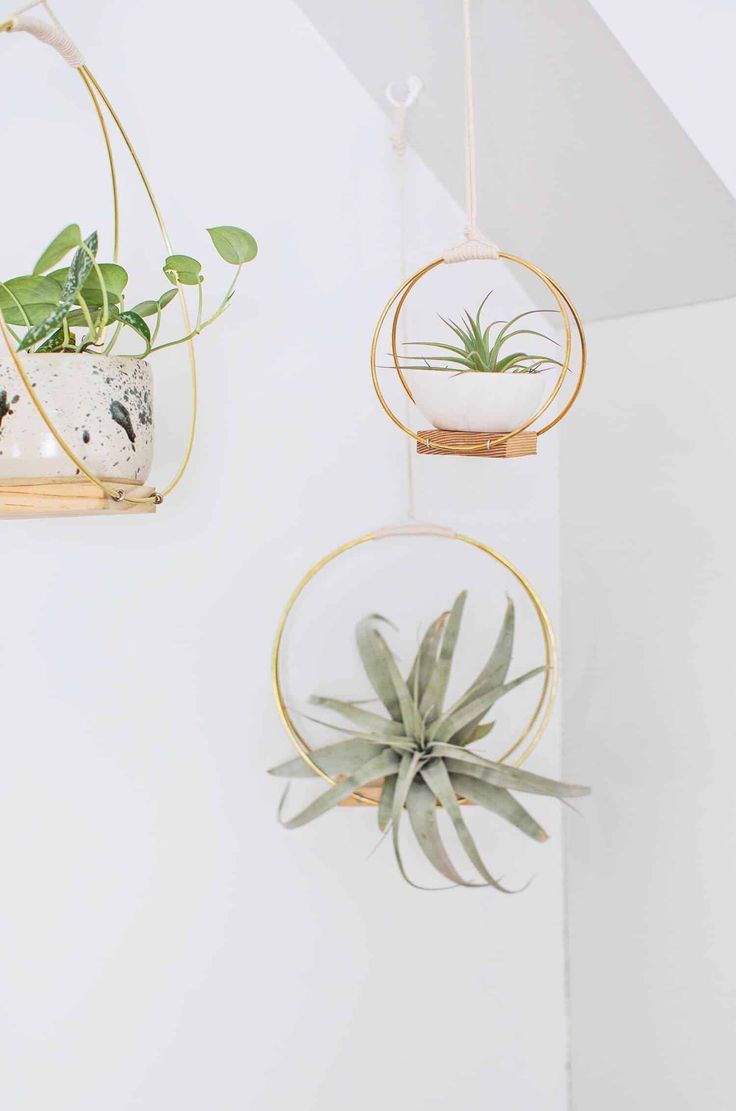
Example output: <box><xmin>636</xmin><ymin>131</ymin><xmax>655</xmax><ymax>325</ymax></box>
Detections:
<box><xmin>444</xmin><ymin>0</ymin><xmax>498</xmax><ymax>263</ymax></box>
<box><xmin>387</xmin><ymin>78</ymin><xmax>422</xmax><ymax>522</ymax></box>
<box><xmin>6</xmin><ymin>0</ymin><xmax>83</xmax><ymax>66</ymax></box>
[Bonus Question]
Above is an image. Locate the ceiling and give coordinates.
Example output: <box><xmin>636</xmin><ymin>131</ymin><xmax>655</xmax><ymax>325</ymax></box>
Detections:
<box><xmin>297</xmin><ymin>0</ymin><xmax>736</xmax><ymax>321</ymax></box>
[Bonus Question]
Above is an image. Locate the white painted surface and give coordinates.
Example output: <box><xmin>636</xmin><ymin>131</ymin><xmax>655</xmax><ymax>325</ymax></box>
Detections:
<box><xmin>296</xmin><ymin>0</ymin><xmax>736</xmax><ymax>320</ymax></box>
<box><xmin>590</xmin><ymin>0</ymin><xmax>736</xmax><ymax>197</ymax></box>
<box><xmin>0</xmin><ymin>3</ymin><xmax>567</xmax><ymax>1109</ymax></box>
<box><xmin>561</xmin><ymin>297</ymin><xmax>736</xmax><ymax>1109</ymax></box>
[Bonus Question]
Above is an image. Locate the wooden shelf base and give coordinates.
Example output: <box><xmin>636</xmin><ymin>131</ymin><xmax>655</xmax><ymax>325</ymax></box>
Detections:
<box><xmin>337</xmin><ymin>780</ymin><xmax>473</xmax><ymax>807</ymax></box>
<box><xmin>339</xmin><ymin>784</ymin><xmax>382</xmax><ymax>806</ymax></box>
<box><xmin>416</xmin><ymin>429</ymin><xmax>537</xmax><ymax>458</ymax></box>
<box><xmin>0</xmin><ymin>477</ymin><xmax>157</xmax><ymax>520</ymax></box>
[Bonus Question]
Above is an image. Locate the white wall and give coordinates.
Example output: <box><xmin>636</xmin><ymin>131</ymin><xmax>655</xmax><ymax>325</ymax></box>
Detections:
<box><xmin>590</xmin><ymin>0</ymin><xmax>736</xmax><ymax>196</ymax></box>
<box><xmin>0</xmin><ymin>2</ymin><xmax>568</xmax><ymax>1109</ymax></box>
<box><xmin>562</xmin><ymin>296</ymin><xmax>736</xmax><ymax>1109</ymax></box>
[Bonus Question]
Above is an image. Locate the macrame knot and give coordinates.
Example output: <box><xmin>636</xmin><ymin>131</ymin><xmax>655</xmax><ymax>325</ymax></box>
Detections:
<box><xmin>443</xmin><ymin>235</ymin><xmax>500</xmax><ymax>264</ymax></box>
<box><xmin>374</xmin><ymin>523</ymin><xmax>456</xmax><ymax>541</ymax></box>
<box><xmin>9</xmin><ymin>12</ymin><xmax>84</xmax><ymax>67</ymax></box>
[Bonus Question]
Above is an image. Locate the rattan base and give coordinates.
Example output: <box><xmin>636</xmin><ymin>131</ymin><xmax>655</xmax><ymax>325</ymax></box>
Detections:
<box><xmin>416</xmin><ymin>429</ymin><xmax>537</xmax><ymax>458</ymax></box>
<box><xmin>0</xmin><ymin>476</ymin><xmax>156</xmax><ymax>519</ymax></box>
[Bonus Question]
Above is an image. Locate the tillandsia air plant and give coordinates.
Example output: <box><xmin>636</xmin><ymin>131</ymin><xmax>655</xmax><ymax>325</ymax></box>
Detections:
<box><xmin>0</xmin><ymin>222</ymin><xmax>257</xmax><ymax>357</ymax></box>
<box><xmin>396</xmin><ymin>290</ymin><xmax>562</xmax><ymax>375</ymax></box>
<box><xmin>270</xmin><ymin>592</ymin><xmax>589</xmax><ymax>890</ymax></box>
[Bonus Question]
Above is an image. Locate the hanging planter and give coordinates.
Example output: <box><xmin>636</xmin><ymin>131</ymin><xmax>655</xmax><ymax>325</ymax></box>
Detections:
<box><xmin>372</xmin><ymin>254</ymin><xmax>585</xmax><ymax>459</ymax></box>
<box><xmin>0</xmin><ymin>8</ymin><xmax>256</xmax><ymax>518</ymax></box>
<box><xmin>371</xmin><ymin>2</ymin><xmax>586</xmax><ymax>459</ymax></box>
<box><xmin>270</xmin><ymin>525</ymin><xmax>588</xmax><ymax>890</ymax></box>
<box><xmin>400</xmin><ymin>291</ymin><xmax>560</xmax><ymax>435</ymax></box>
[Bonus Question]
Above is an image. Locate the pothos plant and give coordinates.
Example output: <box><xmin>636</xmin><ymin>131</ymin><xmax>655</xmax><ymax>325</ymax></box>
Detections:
<box><xmin>0</xmin><ymin>222</ymin><xmax>257</xmax><ymax>357</ymax></box>
<box><xmin>270</xmin><ymin>591</ymin><xmax>588</xmax><ymax>890</ymax></box>
<box><xmin>397</xmin><ymin>291</ymin><xmax>562</xmax><ymax>375</ymax></box>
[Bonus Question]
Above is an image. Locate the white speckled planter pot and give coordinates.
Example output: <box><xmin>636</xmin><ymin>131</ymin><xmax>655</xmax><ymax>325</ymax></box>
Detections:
<box><xmin>404</xmin><ymin>368</ymin><xmax>549</xmax><ymax>434</ymax></box>
<box><xmin>0</xmin><ymin>354</ymin><xmax>153</xmax><ymax>482</ymax></box>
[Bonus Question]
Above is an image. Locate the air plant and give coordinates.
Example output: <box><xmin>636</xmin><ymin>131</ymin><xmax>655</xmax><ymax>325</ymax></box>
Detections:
<box><xmin>397</xmin><ymin>291</ymin><xmax>561</xmax><ymax>375</ymax></box>
<box><xmin>0</xmin><ymin>222</ymin><xmax>257</xmax><ymax>357</ymax></box>
<box><xmin>270</xmin><ymin>592</ymin><xmax>588</xmax><ymax>890</ymax></box>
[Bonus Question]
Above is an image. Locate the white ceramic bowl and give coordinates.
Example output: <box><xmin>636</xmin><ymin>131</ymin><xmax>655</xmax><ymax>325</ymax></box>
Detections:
<box><xmin>0</xmin><ymin>353</ymin><xmax>154</xmax><ymax>481</ymax></box>
<box><xmin>404</xmin><ymin>368</ymin><xmax>549</xmax><ymax>434</ymax></box>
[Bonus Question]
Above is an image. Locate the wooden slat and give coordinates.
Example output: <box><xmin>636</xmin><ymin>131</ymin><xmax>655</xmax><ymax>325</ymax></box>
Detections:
<box><xmin>339</xmin><ymin>783</ymin><xmax>383</xmax><ymax>806</ymax></box>
<box><xmin>0</xmin><ymin>477</ymin><xmax>156</xmax><ymax>519</ymax></box>
<box><xmin>416</xmin><ymin>429</ymin><xmax>537</xmax><ymax>458</ymax></box>
<box><xmin>337</xmin><ymin>779</ymin><xmax>474</xmax><ymax>806</ymax></box>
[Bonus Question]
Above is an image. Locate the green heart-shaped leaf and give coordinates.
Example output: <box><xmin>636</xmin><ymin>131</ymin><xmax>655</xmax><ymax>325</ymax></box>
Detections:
<box><xmin>130</xmin><ymin>288</ymin><xmax>178</xmax><ymax>318</ymax></box>
<box><xmin>66</xmin><ymin>306</ymin><xmax>119</xmax><ymax>327</ymax></box>
<box><xmin>164</xmin><ymin>254</ymin><xmax>202</xmax><ymax>286</ymax></box>
<box><xmin>207</xmin><ymin>225</ymin><xmax>258</xmax><ymax>265</ymax></box>
<box><xmin>119</xmin><ymin>310</ymin><xmax>151</xmax><ymax>345</ymax></box>
<box><xmin>0</xmin><ymin>275</ymin><xmax>63</xmax><ymax>324</ymax></box>
<box><xmin>49</xmin><ymin>263</ymin><xmax>127</xmax><ymax>307</ymax></box>
<box><xmin>33</xmin><ymin>224</ymin><xmax>81</xmax><ymax>275</ymax></box>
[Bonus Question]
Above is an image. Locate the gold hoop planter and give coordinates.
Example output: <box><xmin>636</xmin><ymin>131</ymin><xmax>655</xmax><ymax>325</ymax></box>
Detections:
<box><xmin>370</xmin><ymin>253</ymin><xmax>587</xmax><ymax>458</ymax></box>
<box><xmin>270</xmin><ymin>524</ymin><xmax>589</xmax><ymax>889</ymax></box>
<box><xmin>0</xmin><ymin>11</ymin><xmax>197</xmax><ymax>518</ymax></box>
<box><xmin>272</xmin><ymin>524</ymin><xmax>558</xmax><ymax>805</ymax></box>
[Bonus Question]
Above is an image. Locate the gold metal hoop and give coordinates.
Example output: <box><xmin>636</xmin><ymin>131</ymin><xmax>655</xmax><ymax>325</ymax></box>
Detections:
<box><xmin>371</xmin><ymin>253</ymin><xmax>586</xmax><ymax>453</ymax></box>
<box><xmin>272</xmin><ymin>525</ymin><xmax>558</xmax><ymax>805</ymax></box>
<box><xmin>0</xmin><ymin>34</ymin><xmax>197</xmax><ymax>506</ymax></box>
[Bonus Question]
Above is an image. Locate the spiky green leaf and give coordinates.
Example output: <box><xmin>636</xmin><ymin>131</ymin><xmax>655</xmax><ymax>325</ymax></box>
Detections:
<box><xmin>378</xmin><ymin>774</ymin><xmax>396</xmax><ymax>832</ymax></box>
<box><xmin>268</xmin><ymin>737</ymin><xmax>387</xmax><ymax>779</ymax></box>
<box><xmin>355</xmin><ymin>615</ymin><xmax>402</xmax><ymax>721</ymax></box>
<box><xmin>420</xmin><ymin>759</ymin><xmax>510</xmax><ymax>891</ymax></box>
<box><xmin>280</xmin><ymin>750</ymin><xmax>401</xmax><ymax>829</ymax></box>
<box><xmin>430</xmin><ymin>666</ymin><xmax>546</xmax><ymax>745</ymax></box>
<box><xmin>390</xmin><ymin>752</ymin><xmax>422</xmax><ymax>884</ymax></box>
<box><xmin>407</xmin><ymin>610</ymin><xmax>448</xmax><ymax>705</ymax></box>
<box><xmin>371</xmin><ymin>629</ymin><xmax>423</xmax><ymax>738</ymax></box>
<box><xmin>450</xmin><ymin>772</ymin><xmax>548</xmax><ymax>842</ymax></box>
<box><xmin>419</xmin><ymin>591</ymin><xmax>467</xmax><ymax>723</ymax></box>
<box><xmin>407</xmin><ymin>780</ymin><xmax>474</xmax><ymax>886</ymax></box>
<box><xmin>437</xmin><ymin>746</ymin><xmax>590</xmax><ymax>798</ymax></box>
<box><xmin>309</xmin><ymin>695</ymin><xmax>406</xmax><ymax>736</ymax></box>
<box><xmin>452</xmin><ymin>598</ymin><xmax>515</xmax><ymax>744</ymax></box>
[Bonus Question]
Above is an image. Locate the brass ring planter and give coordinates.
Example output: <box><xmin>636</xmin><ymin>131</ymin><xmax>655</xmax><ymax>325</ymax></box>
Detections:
<box><xmin>370</xmin><ymin>253</ymin><xmax>587</xmax><ymax>456</ymax></box>
<box><xmin>272</xmin><ymin>523</ymin><xmax>558</xmax><ymax>805</ymax></box>
<box><xmin>0</xmin><ymin>13</ymin><xmax>197</xmax><ymax>516</ymax></box>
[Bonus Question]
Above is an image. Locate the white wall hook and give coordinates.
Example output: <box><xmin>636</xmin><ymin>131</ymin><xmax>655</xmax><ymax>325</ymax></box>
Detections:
<box><xmin>385</xmin><ymin>75</ymin><xmax>423</xmax><ymax>109</ymax></box>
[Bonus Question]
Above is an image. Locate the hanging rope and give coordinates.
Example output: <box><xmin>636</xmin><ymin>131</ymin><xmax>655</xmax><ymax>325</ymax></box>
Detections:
<box><xmin>1</xmin><ymin>1</ymin><xmax>81</xmax><ymax>64</ymax></box>
<box><xmin>386</xmin><ymin>77</ymin><xmax>422</xmax><ymax>521</ymax></box>
<box><xmin>1</xmin><ymin>1</ymin><xmax>198</xmax><ymax>506</ymax></box>
<box><xmin>444</xmin><ymin>0</ymin><xmax>499</xmax><ymax>264</ymax></box>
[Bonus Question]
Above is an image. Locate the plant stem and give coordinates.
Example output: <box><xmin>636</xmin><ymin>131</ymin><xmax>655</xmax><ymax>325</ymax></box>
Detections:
<box><xmin>150</xmin><ymin>304</ymin><xmax>163</xmax><ymax>348</ymax></box>
<box><xmin>148</xmin><ymin>265</ymin><xmax>242</xmax><ymax>355</ymax></box>
<box><xmin>223</xmin><ymin>264</ymin><xmax>242</xmax><ymax>305</ymax></box>
<box><xmin>195</xmin><ymin>278</ymin><xmax>204</xmax><ymax>333</ymax></box>
<box><xmin>77</xmin><ymin>293</ymin><xmax>96</xmax><ymax>341</ymax></box>
<box><xmin>104</xmin><ymin>318</ymin><xmax>123</xmax><ymax>355</ymax></box>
